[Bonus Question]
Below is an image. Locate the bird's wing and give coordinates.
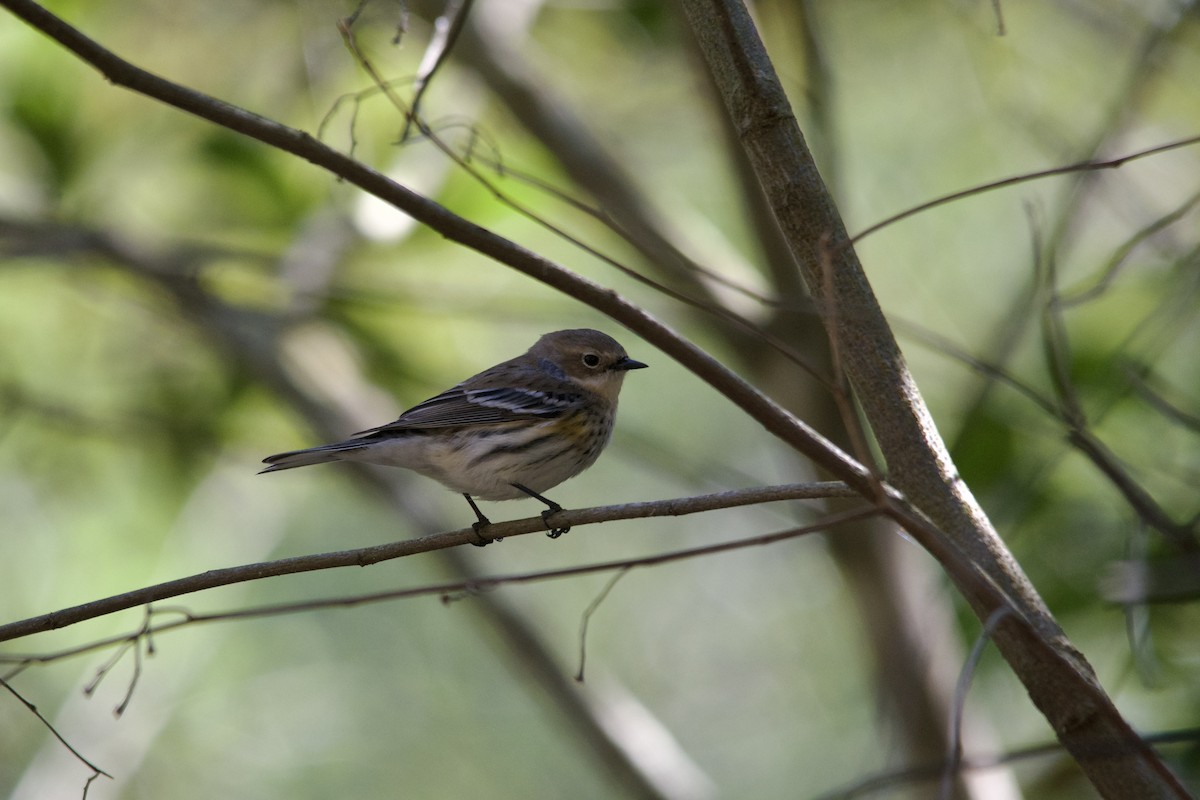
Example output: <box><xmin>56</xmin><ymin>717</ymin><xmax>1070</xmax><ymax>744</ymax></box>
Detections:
<box><xmin>353</xmin><ymin>385</ymin><xmax>584</xmax><ymax>435</ymax></box>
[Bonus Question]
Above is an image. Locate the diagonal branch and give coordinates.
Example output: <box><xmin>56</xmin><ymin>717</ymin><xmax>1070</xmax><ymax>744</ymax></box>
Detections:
<box><xmin>4</xmin><ymin>1</ymin><xmax>1188</xmax><ymax>795</ymax></box>
<box><xmin>676</xmin><ymin>0</ymin><xmax>1191</xmax><ymax>797</ymax></box>
<box><xmin>850</xmin><ymin>134</ymin><xmax>1200</xmax><ymax>245</ymax></box>
<box><xmin>0</xmin><ymin>0</ymin><xmax>870</xmax><ymax>491</ymax></box>
<box><xmin>0</xmin><ymin>677</ymin><xmax>112</xmax><ymax>782</ymax></box>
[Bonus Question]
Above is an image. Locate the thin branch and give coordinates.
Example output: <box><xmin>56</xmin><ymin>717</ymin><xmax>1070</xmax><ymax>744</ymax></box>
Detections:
<box><xmin>79</xmin><ymin>604</ymin><xmax>153</xmax><ymax>718</ymax></box>
<box><xmin>5</xmin><ymin>508</ymin><xmax>881</xmax><ymax>667</ymax></box>
<box><xmin>4</xmin><ymin>4</ymin><xmax>1187</xmax><ymax>795</ymax></box>
<box><xmin>848</xmin><ymin>134</ymin><xmax>1200</xmax><ymax>245</ymax></box>
<box><xmin>0</xmin><ymin>482</ymin><xmax>856</xmax><ymax>644</ymax></box>
<box><xmin>464</xmin><ymin>151</ymin><xmax>792</xmax><ymax>309</ymax></box>
<box><xmin>678</xmin><ymin>1</ymin><xmax>1193</xmax><ymax>795</ymax></box>
<box><xmin>902</xmin><ymin>308</ymin><xmax>1200</xmax><ymax>550</ymax></box>
<box><xmin>400</xmin><ymin>0</ymin><xmax>473</xmax><ymax>141</ymax></box>
<box><xmin>1125</xmin><ymin>366</ymin><xmax>1200</xmax><ymax>435</ymax></box>
<box><xmin>338</xmin><ymin>20</ymin><xmax>832</xmax><ymax>386</ymax></box>
<box><xmin>438</xmin><ymin>1</ymin><xmax>789</xmax><ymax>304</ymax></box>
<box><xmin>940</xmin><ymin>607</ymin><xmax>1011</xmax><ymax>800</ymax></box>
<box><xmin>575</xmin><ymin>567</ymin><xmax>631</xmax><ymax>683</ymax></box>
<box><xmin>0</xmin><ymin>676</ymin><xmax>113</xmax><ymax>781</ymax></box>
<box><xmin>818</xmin><ymin>727</ymin><xmax>1200</xmax><ymax>800</ymax></box>
<box><xmin>81</xmin><ymin>639</ymin><xmax>133</xmax><ymax>700</ymax></box>
<box><xmin>1036</xmin><ymin>218</ymin><xmax>1198</xmax><ymax>551</ymax></box>
<box><xmin>946</xmin><ymin>2</ymin><xmax>1196</xmax><ymax>480</ymax></box>
<box><xmin>893</xmin><ymin>316</ymin><xmax>1060</xmax><ymax>418</ymax></box>
<box><xmin>1058</xmin><ymin>187</ymin><xmax>1200</xmax><ymax>307</ymax></box>
<box><xmin>1065</xmin><ymin>429</ymin><xmax>1198</xmax><ymax>550</ymax></box>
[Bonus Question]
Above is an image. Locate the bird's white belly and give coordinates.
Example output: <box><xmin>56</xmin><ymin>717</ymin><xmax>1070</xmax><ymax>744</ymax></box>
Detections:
<box><xmin>350</xmin><ymin>421</ymin><xmax>606</xmax><ymax>501</ymax></box>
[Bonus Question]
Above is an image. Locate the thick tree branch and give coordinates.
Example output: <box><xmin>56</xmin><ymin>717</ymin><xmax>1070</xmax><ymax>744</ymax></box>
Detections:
<box><xmin>3</xmin><ymin>1</ymin><xmax>1188</xmax><ymax>795</ymax></box>
<box><xmin>0</xmin><ymin>0</ymin><xmax>873</xmax><ymax>492</ymax></box>
<box><xmin>677</xmin><ymin>0</ymin><xmax>1191</xmax><ymax>797</ymax></box>
<box><xmin>419</xmin><ymin>4</ymin><xmax>1007</xmax><ymax>787</ymax></box>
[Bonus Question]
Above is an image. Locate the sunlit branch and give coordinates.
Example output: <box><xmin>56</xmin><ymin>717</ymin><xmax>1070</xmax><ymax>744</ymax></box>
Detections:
<box><xmin>399</xmin><ymin>0</ymin><xmax>473</xmax><ymax>141</ymax></box>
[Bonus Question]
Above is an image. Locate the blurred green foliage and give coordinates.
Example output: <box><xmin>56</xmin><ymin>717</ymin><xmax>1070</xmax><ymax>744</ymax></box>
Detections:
<box><xmin>1</xmin><ymin>1</ymin><xmax>1199</xmax><ymax>798</ymax></box>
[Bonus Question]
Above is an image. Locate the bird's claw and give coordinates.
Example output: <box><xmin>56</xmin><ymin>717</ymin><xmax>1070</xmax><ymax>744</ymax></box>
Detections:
<box><xmin>471</xmin><ymin>524</ymin><xmax>503</xmax><ymax>546</ymax></box>
<box><xmin>541</xmin><ymin>509</ymin><xmax>570</xmax><ymax>539</ymax></box>
<box><xmin>507</xmin><ymin>485</ymin><xmax>570</xmax><ymax>539</ymax></box>
<box><xmin>465</xmin><ymin>494</ymin><xmax>501</xmax><ymax>546</ymax></box>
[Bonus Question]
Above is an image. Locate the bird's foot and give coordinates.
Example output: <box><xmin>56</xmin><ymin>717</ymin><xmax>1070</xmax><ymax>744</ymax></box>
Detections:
<box><xmin>543</xmin><ymin>511</ymin><xmax>570</xmax><ymax>539</ymax></box>
<box><xmin>470</xmin><ymin>520</ymin><xmax>500</xmax><ymax>547</ymax></box>
<box><xmin>511</xmin><ymin>483</ymin><xmax>570</xmax><ymax>538</ymax></box>
<box><xmin>464</xmin><ymin>494</ymin><xmax>501</xmax><ymax>547</ymax></box>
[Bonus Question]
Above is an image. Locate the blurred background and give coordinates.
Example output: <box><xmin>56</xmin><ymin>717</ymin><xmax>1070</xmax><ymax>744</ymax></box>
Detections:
<box><xmin>1</xmin><ymin>1</ymin><xmax>1198</xmax><ymax>797</ymax></box>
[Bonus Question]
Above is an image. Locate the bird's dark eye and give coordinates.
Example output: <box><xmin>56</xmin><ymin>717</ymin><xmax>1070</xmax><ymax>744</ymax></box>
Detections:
<box><xmin>581</xmin><ymin>352</ymin><xmax>602</xmax><ymax>369</ymax></box>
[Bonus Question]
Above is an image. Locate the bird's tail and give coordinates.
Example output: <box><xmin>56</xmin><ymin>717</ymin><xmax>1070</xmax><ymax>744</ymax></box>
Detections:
<box><xmin>259</xmin><ymin>441</ymin><xmax>366</xmax><ymax>473</ymax></box>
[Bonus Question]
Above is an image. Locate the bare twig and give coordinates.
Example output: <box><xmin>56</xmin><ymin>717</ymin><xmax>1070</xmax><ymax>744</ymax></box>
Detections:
<box><xmin>1066</xmin><ymin>429</ymin><xmax>1198</xmax><ymax>550</ymax></box>
<box><xmin>947</xmin><ymin>2</ymin><xmax>1196</xmax><ymax>472</ymax></box>
<box><xmin>337</xmin><ymin>19</ymin><xmax>832</xmax><ymax>385</ymax></box>
<box><xmin>893</xmin><ymin>316</ymin><xmax>1060</xmax><ymax>417</ymax></box>
<box><xmin>3</xmin><ymin>2</ymin><xmax>1190</xmax><ymax>794</ymax></box>
<box><xmin>0</xmin><ymin>482</ymin><xmax>856</xmax><ymax>644</ymax></box>
<box><xmin>0</xmin><ymin>676</ymin><xmax>113</xmax><ymax>782</ymax></box>
<box><xmin>849</xmin><ymin>134</ymin><xmax>1200</xmax><ymax>246</ymax></box>
<box><xmin>1058</xmin><ymin>188</ymin><xmax>1200</xmax><ymax>307</ymax></box>
<box><xmin>5</xmin><ymin>508</ymin><xmax>880</xmax><ymax>667</ymax></box>
<box><xmin>575</xmin><ymin>568</ymin><xmax>631</xmax><ymax>683</ymax></box>
<box><xmin>399</xmin><ymin>0</ymin><xmax>473</xmax><ymax>141</ymax></box>
<box><xmin>1125</xmin><ymin>366</ymin><xmax>1200</xmax><ymax>435</ymax></box>
<box><xmin>1036</xmin><ymin>219</ymin><xmax>1198</xmax><ymax>551</ymax></box>
<box><xmin>80</xmin><ymin>605</ymin><xmax>153</xmax><ymax>717</ymax></box>
<box><xmin>818</xmin><ymin>727</ymin><xmax>1200</xmax><ymax>800</ymax></box>
<box><xmin>940</xmin><ymin>607</ymin><xmax>1011</xmax><ymax>800</ymax></box>
<box><xmin>677</xmin><ymin>0</ymin><xmax>1191</xmax><ymax>796</ymax></box>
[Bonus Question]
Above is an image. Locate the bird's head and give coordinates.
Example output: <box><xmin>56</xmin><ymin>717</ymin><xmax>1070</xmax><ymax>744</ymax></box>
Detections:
<box><xmin>530</xmin><ymin>329</ymin><xmax>648</xmax><ymax>404</ymax></box>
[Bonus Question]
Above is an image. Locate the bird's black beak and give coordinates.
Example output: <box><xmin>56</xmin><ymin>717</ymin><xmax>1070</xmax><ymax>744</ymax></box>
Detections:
<box><xmin>613</xmin><ymin>356</ymin><xmax>649</xmax><ymax>371</ymax></box>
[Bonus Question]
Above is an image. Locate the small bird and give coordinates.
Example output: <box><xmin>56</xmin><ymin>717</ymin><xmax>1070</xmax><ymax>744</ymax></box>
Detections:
<box><xmin>260</xmin><ymin>328</ymin><xmax>647</xmax><ymax>542</ymax></box>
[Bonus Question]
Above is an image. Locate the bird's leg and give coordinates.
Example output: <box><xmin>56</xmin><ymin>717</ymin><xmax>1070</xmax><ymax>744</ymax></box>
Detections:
<box><xmin>463</xmin><ymin>494</ymin><xmax>501</xmax><ymax>546</ymax></box>
<box><xmin>511</xmin><ymin>483</ymin><xmax>569</xmax><ymax>538</ymax></box>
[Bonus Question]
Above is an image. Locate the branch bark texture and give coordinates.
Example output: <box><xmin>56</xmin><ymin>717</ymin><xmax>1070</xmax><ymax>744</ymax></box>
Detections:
<box><xmin>0</xmin><ymin>0</ymin><xmax>1188</xmax><ymax>795</ymax></box>
<box><xmin>677</xmin><ymin>1</ymin><xmax>1189</xmax><ymax>797</ymax></box>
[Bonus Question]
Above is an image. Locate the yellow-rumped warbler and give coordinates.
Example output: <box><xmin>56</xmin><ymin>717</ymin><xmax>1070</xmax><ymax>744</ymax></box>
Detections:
<box><xmin>261</xmin><ymin>328</ymin><xmax>647</xmax><ymax>540</ymax></box>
